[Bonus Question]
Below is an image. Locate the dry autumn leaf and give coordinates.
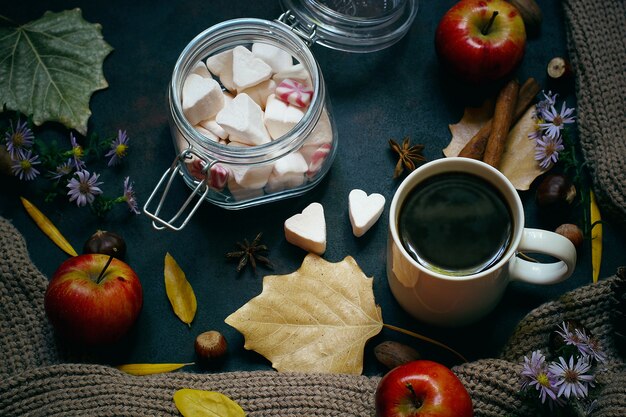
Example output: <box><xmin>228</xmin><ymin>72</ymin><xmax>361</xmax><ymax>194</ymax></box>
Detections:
<box><xmin>174</xmin><ymin>389</ymin><xmax>245</xmax><ymax>417</ymax></box>
<box><xmin>115</xmin><ymin>362</ymin><xmax>194</xmax><ymax>376</ymax></box>
<box><xmin>164</xmin><ymin>252</ymin><xmax>197</xmax><ymax>326</ymax></box>
<box><xmin>444</xmin><ymin>103</ymin><xmax>548</xmax><ymax>190</ymax></box>
<box><xmin>225</xmin><ymin>254</ymin><xmax>383</xmax><ymax>374</ymax></box>
<box><xmin>20</xmin><ymin>196</ymin><xmax>78</xmax><ymax>256</ymax></box>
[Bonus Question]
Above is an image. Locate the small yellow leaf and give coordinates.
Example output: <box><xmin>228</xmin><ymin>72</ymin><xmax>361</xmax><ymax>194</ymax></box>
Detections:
<box><xmin>590</xmin><ymin>191</ymin><xmax>602</xmax><ymax>283</ymax></box>
<box><xmin>173</xmin><ymin>389</ymin><xmax>245</xmax><ymax>417</ymax></box>
<box><xmin>443</xmin><ymin>99</ymin><xmax>494</xmax><ymax>157</ymax></box>
<box><xmin>164</xmin><ymin>252</ymin><xmax>197</xmax><ymax>326</ymax></box>
<box><xmin>225</xmin><ymin>254</ymin><xmax>383</xmax><ymax>374</ymax></box>
<box><xmin>115</xmin><ymin>362</ymin><xmax>193</xmax><ymax>376</ymax></box>
<box><xmin>20</xmin><ymin>196</ymin><xmax>78</xmax><ymax>256</ymax></box>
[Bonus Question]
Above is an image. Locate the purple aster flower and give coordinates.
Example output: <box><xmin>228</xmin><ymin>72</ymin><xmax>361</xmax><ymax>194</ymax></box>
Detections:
<box><xmin>49</xmin><ymin>159</ymin><xmax>74</xmax><ymax>181</ymax></box>
<box><xmin>105</xmin><ymin>130</ymin><xmax>129</xmax><ymax>166</ymax></box>
<box><xmin>122</xmin><ymin>176</ymin><xmax>140</xmax><ymax>214</ymax></box>
<box><xmin>4</xmin><ymin>119</ymin><xmax>34</xmax><ymax>158</ymax></box>
<box><xmin>520</xmin><ymin>350</ymin><xmax>558</xmax><ymax>404</ymax></box>
<box><xmin>575</xmin><ymin>329</ymin><xmax>607</xmax><ymax>363</ymax></box>
<box><xmin>67</xmin><ymin>170</ymin><xmax>102</xmax><ymax>207</ymax></box>
<box><xmin>556</xmin><ymin>322</ymin><xmax>587</xmax><ymax>350</ymax></box>
<box><xmin>536</xmin><ymin>90</ymin><xmax>558</xmax><ymax>120</ymax></box>
<box><xmin>534</xmin><ymin>134</ymin><xmax>564</xmax><ymax>169</ymax></box>
<box><xmin>548</xmin><ymin>356</ymin><xmax>594</xmax><ymax>399</ymax></box>
<box><xmin>69</xmin><ymin>133</ymin><xmax>86</xmax><ymax>170</ymax></box>
<box><xmin>539</xmin><ymin>102</ymin><xmax>576</xmax><ymax>138</ymax></box>
<box><xmin>11</xmin><ymin>150</ymin><xmax>41</xmax><ymax>180</ymax></box>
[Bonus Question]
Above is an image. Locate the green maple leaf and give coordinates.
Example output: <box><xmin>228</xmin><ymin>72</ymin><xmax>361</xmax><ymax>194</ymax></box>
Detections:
<box><xmin>0</xmin><ymin>9</ymin><xmax>113</xmax><ymax>135</ymax></box>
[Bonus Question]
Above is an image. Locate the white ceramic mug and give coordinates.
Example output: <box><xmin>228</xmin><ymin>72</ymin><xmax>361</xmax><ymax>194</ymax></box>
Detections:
<box><xmin>387</xmin><ymin>157</ymin><xmax>577</xmax><ymax>326</ymax></box>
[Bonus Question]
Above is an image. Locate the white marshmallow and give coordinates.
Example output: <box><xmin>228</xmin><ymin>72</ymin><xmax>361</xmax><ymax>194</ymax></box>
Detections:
<box><xmin>252</xmin><ymin>43</ymin><xmax>293</xmax><ymax>73</ymax></box>
<box><xmin>228</xmin><ymin>176</ymin><xmax>265</xmax><ymax>201</ymax></box>
<box><xmin>264</xmin><ymin>94</ymin><xmax>305</xmax><ymax>139</ymax></box>
<box><xmin>198</xmin><ymin>119</ymin><xmax>229</xmax><ymax>140</ymax></box>
<box><xmin>193</xmin><ymin>125</ymin><xmax>219</xmax><ymax>142</ymax></box>
<box><xmin>216</xmin><ymin>93</ymin><xmax>271</xmax><ymax>146</ymax></box>
<box><xmin>239</xmin><ymin>79</ymin><xmax>276</xmax><ymax>110</ymax></box>
<box><xmin>265</xmin><ymin>152</ymin><xmax>308</xmax><ymax>193</ymax></box>
<box><xmin>190</xmin><ymin>60</ymin><xmax>211</xmax><ymax>79</ymax></box>
<box><xmin>284</xmin><ymin>202</ymin><xmax>326</xmax><ymax>255</ymax></box>
<box><xmin>273</xmin><ymin>63</ymin><xmax>311</xmax><ymax>85</ymax></box>
<box><xmin>182</xmin><ymin>74</ymin><xmax>225</xmax><ymax>126</ymax></box>
<box><xmin>232</xmin><ymin>46</ymin><xmax>272</xmax><ymax>91</ymax></box>
<box><xmin>206</xmin><ymin>49</ymin><xmax>236</xmax><ymax>92</ymax></box>
<box><xmin>348</xmin><ymin>189</ymin><xmax>386</xmax><ymax>237</ymax></box>
<box><xmin>303</xmin><ymin>108</ymin><xmax>333</xmax><ymax>147</ymax></box>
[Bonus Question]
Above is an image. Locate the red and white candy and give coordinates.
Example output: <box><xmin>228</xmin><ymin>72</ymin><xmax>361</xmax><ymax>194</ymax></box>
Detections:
<box><xmin>275</xmin><ymin>79</ymin><xmax>313</xmax><ymax>108</ymax></box>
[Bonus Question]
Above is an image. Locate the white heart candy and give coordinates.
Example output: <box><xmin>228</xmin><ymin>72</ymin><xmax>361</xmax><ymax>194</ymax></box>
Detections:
<box><xmin>348</xmin><ymin>189</ymin><xmax>386</xmax><ymax>237</ymax></box>
<box><xmin>284</xmin><ymin>202</ymin><xmax>326</xmax><ymax>255</ymax></box>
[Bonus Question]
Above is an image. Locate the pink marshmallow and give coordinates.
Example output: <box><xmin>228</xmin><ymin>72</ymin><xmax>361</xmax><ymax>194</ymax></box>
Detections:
<box><xmin>276</xmin><ymin>79</ymin><xmax>313</xmax><ymax>108</ymax></box>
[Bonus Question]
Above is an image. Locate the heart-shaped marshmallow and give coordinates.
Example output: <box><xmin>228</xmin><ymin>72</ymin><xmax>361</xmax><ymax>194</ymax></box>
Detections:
<box><xmin>348</xmin><ymin>189</ymin><xmax>385</xmax><ymax>237</ymax></box>
<box><xmin>284</xmin><ymin>202</ymin><xmax>326</xmax><ymax>255</ymax></box>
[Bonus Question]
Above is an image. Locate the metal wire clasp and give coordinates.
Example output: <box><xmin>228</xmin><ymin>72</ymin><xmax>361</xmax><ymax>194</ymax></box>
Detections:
<box><xmin>276</xmin><ymin>10</ymin><xmax>318</xmax><ymax>47</ymax></box>
<box><xmin>142</xmin><ymin>147</ymin><xmax>211</xmax><ymax>231</ymax></box>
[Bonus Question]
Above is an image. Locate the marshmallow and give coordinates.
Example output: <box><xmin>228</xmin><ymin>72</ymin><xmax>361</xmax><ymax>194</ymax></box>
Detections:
<box><xmin>228</xmin><ymin>175</ymin><xmax>266</xmax><ymax>201</ymax></box>
<box><xmin>232</xmin><ymin>46</ymin><xmax>272</xmax><ymax>91</ymax></box>
<box><xmin>273</xmin><ymin>63</ymin><xmax>311</xmax><ymax>85</ymax></box>
<box><xmin>190</xmin><ymin>60</ymin><xmax>211</xmax><ymax>78</ymax></box>
<box><xmin>182</xmin><ymin>74</ymin><xmax>224</xmax><ymax>125</ymax></box>
<box><xmin>264</xmin><ymin>94</ymin><xmax>305</xmax><ymax>139</ymax></box>
<box><xmin>251</xmin><ymin>43</ymin><xmax>293</xmax><ymax>73</ymax></box>
<box><xmin>239</xmin><ymin>79</ymin><xmax>276</xmax><ymax>110</ymax></box>
<box><xmin>265</xmin><ymin>152</ymin><xmax>308</xmax><ymax>193</ymax></box>
<box><xmin>276</xmin><ymin>79</ymin><xmax>313</xmax><ymax>108</ymax></box>
<box><xmin>300</xmin><ymin>142</ymin><xmax>332</xmax><ymax>177</ymax></box>
<box><xmin>193</xmin><ymin>125</ymin><xmax>219</xmax><ymax>142</ymax></box>
<box><xmin>348</xmin><ymin>189</ymin><xmax>386</xmax><ymax>237</ymax></box>
<box><xmin>284</xmin><ymin>202</ymin><xmax>326</xmax><ymax>255</ymax></box>
<box><xmin>206</xmin><ymin>49</ymin><xmax>236</xmax><ymax>92</ymax></box>
<box><xmin>216</xmin><ymin>93</ymin><xmax>271</xmax><ymax>146</ymax></box>
<box><xmin>198</xmin><ymin>119</ymin><xmax>229</xmax><ymax>140</ymax></box>
<box><xmin>209</xmin><ymin>163</ymin><xmax>230</xmax><ymax>191</ymax></box>
<box><xmin>303</xmin><ymin>108</ymin><xmax>333</xmax><ymax>147</ymax></box>
<box><xmin>226</xmin><ymin>143</ymin><xmax>273</xmax><ymax>188</ymax></box>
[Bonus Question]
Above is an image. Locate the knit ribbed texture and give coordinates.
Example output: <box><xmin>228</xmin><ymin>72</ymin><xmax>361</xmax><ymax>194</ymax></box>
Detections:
<box><xmin>1</xmin><ymin>216</ymin><xmax>625</xmax><ymax>416</ymax></box>
<box><xmin>562</xmin><ymin>0</ymin><xmax>626</xmax><ymax>228</ymax></box>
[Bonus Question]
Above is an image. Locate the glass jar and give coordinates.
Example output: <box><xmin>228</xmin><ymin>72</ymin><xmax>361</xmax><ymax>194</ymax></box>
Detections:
<box><xmin>144</xmin><ymin>0</ymin><xmax>418</xmax><ymax>230</ymax></box>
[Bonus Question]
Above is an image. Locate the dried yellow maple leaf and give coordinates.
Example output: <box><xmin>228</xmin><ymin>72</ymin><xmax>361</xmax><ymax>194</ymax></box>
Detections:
<box><xmin>174</xmin><ymin>389</ymin><xmax>245</xmax><ymax>417</ymax></box>
<box><xmin>225</xmin><ymin>254</ymin><xmax>383</xmax><ymax>374</ymax></box>
<box><xmin>164</xmin><ymin>252</ymin><xmax>197</xmax><ymax>326</ymax></box>
<box><xmin>444</xmin><ymin>102</ymin><xmax>548</xmax><ymax>190</ymax></box>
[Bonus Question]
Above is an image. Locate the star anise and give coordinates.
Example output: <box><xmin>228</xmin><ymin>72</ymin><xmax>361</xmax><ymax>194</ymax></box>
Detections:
<box><xmin>389</xmin><ymin>136</ymin><xmax>426</xmax><ymax>178</ymax></box>
<box><xmin>226</xmin><ymin>232</ymin><xmax>273</xmax><ymax>273</ymax></box>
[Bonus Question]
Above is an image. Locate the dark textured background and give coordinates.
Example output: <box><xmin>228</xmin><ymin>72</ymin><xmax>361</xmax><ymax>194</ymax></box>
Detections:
<box><xmin>1</xmin><ymin>0</ymin><xmax>624</xmax><ymax>375</ymax></box>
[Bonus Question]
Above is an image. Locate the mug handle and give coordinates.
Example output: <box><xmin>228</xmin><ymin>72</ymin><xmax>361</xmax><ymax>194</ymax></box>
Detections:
<box><xmin>509</xmin><ymin>228</ymin><xmax>577</xmax><ymax>285</ymax></box>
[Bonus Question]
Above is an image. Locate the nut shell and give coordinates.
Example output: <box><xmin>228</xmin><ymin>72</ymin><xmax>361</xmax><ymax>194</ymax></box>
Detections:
<box><xmin>195</xmin><ymin>330</ymin><xmax>227</xmax><ymax>367</ymax></box>
<box><xmin>83</xmin><ymin>230</ymin><xmax>127</xmax><ymax>260</ymax></box>
<box><xmin>508</xmin><ymin>0</ymin><xmax>543</xmax><ymax>33</ymax></box>
<box><xmin>374</xmin><ymin>341</ymin><xmax>420</xmax><ymax>370</ymax></box>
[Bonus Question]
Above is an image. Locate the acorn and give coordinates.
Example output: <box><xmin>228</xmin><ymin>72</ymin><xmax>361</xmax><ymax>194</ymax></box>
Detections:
<box><xmin>195</xmin><ymin>330</ymin><xmax>228</xmax><ymax>368</ymax></box>
<box><xmin>83</xmin><ymin>230</ymin><xmax>127</xmax><ymax>260</ymax></box>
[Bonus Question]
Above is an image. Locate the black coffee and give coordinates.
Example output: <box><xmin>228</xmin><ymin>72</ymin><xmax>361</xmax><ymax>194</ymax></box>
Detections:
<box><xmin>398</xmin><ymin>172</ymin><xmax>513</xmax><ymax>275</ymax></box>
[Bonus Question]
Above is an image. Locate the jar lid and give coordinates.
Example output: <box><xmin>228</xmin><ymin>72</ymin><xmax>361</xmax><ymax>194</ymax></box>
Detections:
<box><xmin>279</xmin><ymin>0</ymin><xmax>418</xmax><ymax>53</ymax></box>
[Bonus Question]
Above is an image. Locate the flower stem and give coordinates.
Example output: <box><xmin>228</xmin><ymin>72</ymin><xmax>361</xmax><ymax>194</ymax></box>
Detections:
<box><xmin>96</xmin><ymin>255</ymin><xmax>114</xmax><ymax>284</ymax></box>
<box><xmin>482</xmin><ymin>11</ymin><xmax>499</xmax><ymax>36</ymax></box>
<box><xmin>383</xmin><ymin>323</ymin><xmax>468</xmax><ymax>363</ymax></box>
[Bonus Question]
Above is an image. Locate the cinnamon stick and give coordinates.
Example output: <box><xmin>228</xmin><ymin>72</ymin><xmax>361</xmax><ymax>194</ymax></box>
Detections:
<box><xmin>459</xmin><ymin>78</ymin><xmax>540</xmax><ymax>160</ymax></box>
<box><xmin>482</xmin><ymin>79</ymin><xmax>519</xmax><ymax>168</ymax></box>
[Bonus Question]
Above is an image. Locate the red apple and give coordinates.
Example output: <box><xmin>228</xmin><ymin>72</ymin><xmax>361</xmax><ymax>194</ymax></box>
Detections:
<box><xmin>435</xmin><ymin>0</ymin><xmax>526</xmax><ymax>83</ymax></box>
<box><xmin>375</xmin><ymin>360</ymin><xmax>473</xmax><ymax>417</ymax></box>
<box><xmin>44</xmin><ymin>254</ymin><xmax>143</xmax><ymax>345</ymax></box>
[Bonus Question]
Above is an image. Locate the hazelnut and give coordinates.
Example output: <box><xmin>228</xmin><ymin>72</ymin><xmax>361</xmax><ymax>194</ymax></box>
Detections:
<box><xmin>555</xmin><ymin>223</ymin><xmax>583</xmax><ymax>250</ymax></box>
<box><xmin>374</xmin><ymin>341</ymin><xmax>420</xmax><ymax>370</ymax></box>
<box><xmin>195</xmin><ymin>330</ymin><xmax>227</xmax><ymax>367</ymax></box>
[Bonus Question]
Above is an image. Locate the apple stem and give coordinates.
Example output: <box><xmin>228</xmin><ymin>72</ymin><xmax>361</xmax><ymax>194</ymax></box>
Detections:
<box><xmin>481</xmin><ymin>11</ymin><xmax>499</xmax><ymax>36</ymax></box>
<box><xmin>383</xmin><ymin>323</ymin><xmax>468</xmax><ymax>363</ymax></box>
<box><xmin>406</xmin><ymin>383</ymin><xmax>423</xmax><ymax>409</ymax></box>
<box><xmin>96</xmin><ymin>255</ymin><xmax>114</xmax><ymax>284</ymax></box>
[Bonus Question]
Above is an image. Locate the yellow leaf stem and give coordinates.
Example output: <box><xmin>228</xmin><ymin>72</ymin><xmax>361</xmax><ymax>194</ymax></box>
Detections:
<box><xmin>115</xmin><ymin>362</ymin><xmax>194</xmax><ymax>376</ymax></box>
<box><xmin>20</xmin><ymin>196</ymin><xmax>77</xmax><ymax>256</ymax></box>
<box><xmin>590</xmin><ymin>191</ymin><xmax>602</xmax><ymax>283</ymax></box>
<box><xmin>164</xmin><ymin>252</ymin><xmax>197</xmax><ymax>326</ymax></box>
